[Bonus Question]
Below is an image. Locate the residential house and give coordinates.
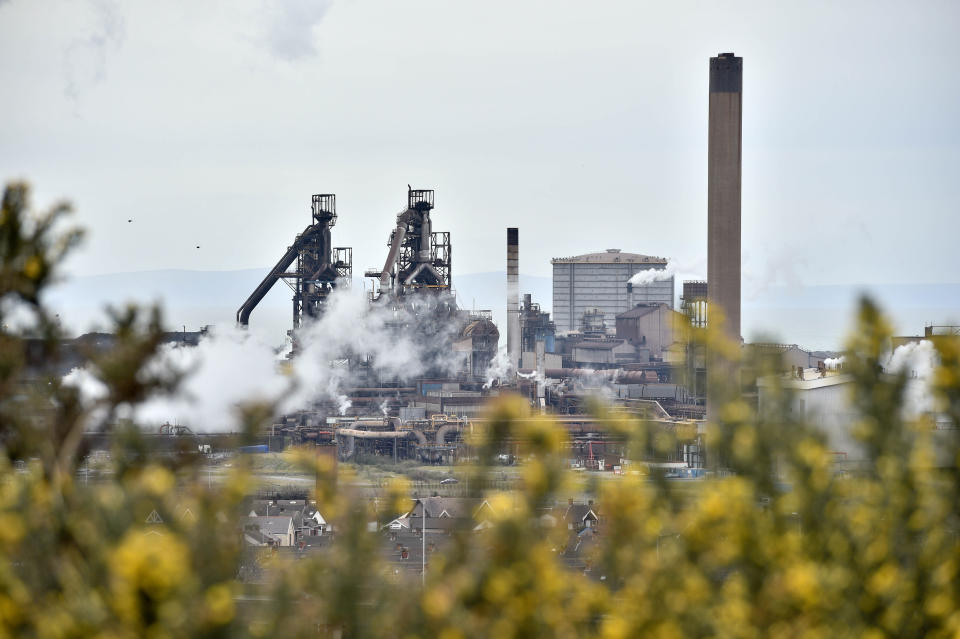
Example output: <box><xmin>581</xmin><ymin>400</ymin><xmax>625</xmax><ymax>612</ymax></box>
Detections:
<box><xmin>243</xmin><ymin>516</ymin><xmax>295</xmax><ymax>547</ymax></box>
<box><xmin>563</xmin><ymin>502</ymin><xmax>599</xmax><ymax>532</ymax></box>
<box><xmin>380</xmin><ymin>528</ymin><xmax>451</xmax><ymax>579</ymax></box>
<box><xmin>301</xmin><ymin>504</ymin><xmax>330</xmax><ymax>537</ymax></box>
<box><xmin>560</xmin><ymin>527</ymin><xmax>600</xmax><ymax>573</ymax></box>
<box><xmin>405</xmin><ymin>497</ymin><xmax>497</xmax><ymax>533</ymax></box>
<box><xmin>243</xmin><ymin>525</ymin><xmax>276</xmax><ymax>547</ymax></box>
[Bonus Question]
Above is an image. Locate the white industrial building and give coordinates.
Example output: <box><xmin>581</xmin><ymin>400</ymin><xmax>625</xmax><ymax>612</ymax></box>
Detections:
<box><xmin>758</xmin><ymin>369</ymin><xmax>860</xmax><ymax>464</ymax></box>
<box><xmin>552</xmin><ymin>249</ymin><xmax>673</xmax><ymax>334</ymax></box>
<box><xmin>757</xmin><ymin>365</ymin><xmax>957</xmax><ymax>468</ymax></box>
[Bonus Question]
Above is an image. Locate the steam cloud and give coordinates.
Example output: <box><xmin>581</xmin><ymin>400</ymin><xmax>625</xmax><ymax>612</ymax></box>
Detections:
<box><xmin>628</xmin><ymin>260</ymin><xmax>677</xmax><ymax>286</ymax></box>
<box><xmin>261</xmin><ymin>0</ymin><xmax>334</xmax><ymax>61</ymax></box>
<box><xmin>483</xmin><ymin>347</ymin><xmax>512</xmax><ymax>389</ymax></box>
<box><xmin>65</xmin><ymin>288</ymin><xmax>471</xmax><ymax>432</ymax></box>
<box><xmin>824</xmin><ymin>356</ymin><xmax>845</xmax><ymax>370</ymax></box>
<box><xmin>63</xmin><ymin>0</ymin><xmax>125</xmax><ymax>105</ymax></box>
<box><xmin>882</xmin><ymin>340</ymin><xmax>939</xmax><ymax>417</ymax></box>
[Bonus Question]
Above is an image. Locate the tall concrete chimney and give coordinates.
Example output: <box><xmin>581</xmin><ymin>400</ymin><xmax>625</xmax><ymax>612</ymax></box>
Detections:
<box><xmin>708</xmin><ymin>52</ymin><xmax>742</xmax><ymax>342</ymax></box>
<box><xmin>507</xmin><ymin>228</ymin><xmax>520</xmax><ymax>371</ymax></box>
<box><xmin>707</xmin><ymin>52</ymin><xmax>742</xmax><ymax>425</ymax></box>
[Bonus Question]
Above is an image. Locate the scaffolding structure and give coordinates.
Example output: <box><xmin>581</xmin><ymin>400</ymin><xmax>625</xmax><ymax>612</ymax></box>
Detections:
<box><xmin>681</xmin><ymin>280</ymin><xmax>708</xmax><ymax>328</ymax></box>
<box><xmin>236</xmin><ymin>193</ymin><xmax>352</xmax><ymax>331</ymax></box>
<box><xmin>291</xmin><ymin>194</ymin><xmax>353</xmax><ymax>329</ymax></box>
<box><xmin>370</xmin><ymin>188</ymin><xmax>452</xmax><ymax>298</ymax></box>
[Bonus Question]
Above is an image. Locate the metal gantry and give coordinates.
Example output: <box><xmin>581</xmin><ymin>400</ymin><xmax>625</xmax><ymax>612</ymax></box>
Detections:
<box><xmin>236</xmin><ymin>193</ymin><xmax>352</xmax><ymax>330</ymax></box>
<box><xmin>370</xmin><ymin>187</ymin><xmax>451</xmax><ymax>299</ymax></box>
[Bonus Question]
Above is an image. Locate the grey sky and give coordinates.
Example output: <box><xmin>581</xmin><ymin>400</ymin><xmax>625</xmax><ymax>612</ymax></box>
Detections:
<box><xmin>1</xmin><ymin>0</ymin><xmax>958</xmax><ymax>294</ymax></box>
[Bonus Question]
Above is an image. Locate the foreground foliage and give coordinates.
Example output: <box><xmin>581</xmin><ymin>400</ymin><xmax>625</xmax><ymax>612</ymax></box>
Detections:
<box><xmin>0</xmin><ymin>181</ymin><xmax>958</xmax><ymax>638</ymax></box>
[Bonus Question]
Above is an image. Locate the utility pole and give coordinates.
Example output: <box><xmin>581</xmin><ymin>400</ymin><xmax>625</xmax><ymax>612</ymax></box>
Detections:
<box><xmin>420</xmin><ymin>499</ymin><xmax>427</xmax><ymax>586</ymax></box>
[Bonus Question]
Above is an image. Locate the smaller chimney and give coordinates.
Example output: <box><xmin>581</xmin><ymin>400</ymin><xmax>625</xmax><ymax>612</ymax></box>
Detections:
<box><xmin>507</xmin><ymin>228</ymin><xmax>520</xmax><ymax>371</ymax></box>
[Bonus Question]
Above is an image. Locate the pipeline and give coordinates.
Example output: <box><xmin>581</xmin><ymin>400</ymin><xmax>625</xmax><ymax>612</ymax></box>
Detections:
<box><xmin>237</xmin><ymin>231</ymin><xmax>312</xmax><ymax>326</ymax></box>
<box><xmin>519</xmin><ymin>368</ymin><xmax>661</xmax><ymax>384</ymax></box>
<box><xmin>335</xmin><ymin>428</ymin><xmax>415</xmax><ymax>439</ymax></box>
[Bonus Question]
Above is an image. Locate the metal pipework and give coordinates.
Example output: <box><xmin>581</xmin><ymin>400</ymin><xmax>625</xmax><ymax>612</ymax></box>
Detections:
<box><xmin>335</xmin><ymin>429</ymin><xmax>415</xmax><ymax>439</ymax></box>
<box><xmin>375</xmin><ymin>187</ymin><xmax>449</xmax><ymax>296</ymax></box>
<box><xmin>419</xmin><ymin>211</ymin><xmax>432</xmax><ymax>262</ymax></box>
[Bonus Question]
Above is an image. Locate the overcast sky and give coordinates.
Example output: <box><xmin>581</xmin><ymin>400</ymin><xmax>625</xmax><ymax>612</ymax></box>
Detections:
<box><xmin>1</xmin><ymin>0</ymin><xmax>958</xmax><ymax>295</ymax></box>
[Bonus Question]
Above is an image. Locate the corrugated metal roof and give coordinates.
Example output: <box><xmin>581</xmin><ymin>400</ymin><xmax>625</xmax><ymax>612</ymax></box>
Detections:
<box><xmin>551</xmin><ymin>249</ymin><xmax>668</xmax><ymax>265</ymax></box>
<box><xmin>573</xmin><ymin>339</ymin><xmax>626</xmax><ymax>350</ymax></box>
<box><xmin>616</xmin><ymin>304</ymin><xmax>666</xmax><ymax>319</ymax></box>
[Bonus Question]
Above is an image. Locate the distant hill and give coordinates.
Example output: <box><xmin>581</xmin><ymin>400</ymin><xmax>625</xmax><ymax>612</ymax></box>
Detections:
<box><xmin>42</xmin><ymin>268</ymin><xmax>959</xmax><ymax>350</ymax></box>
<box><xmin>744</xmin><ymin>282</ymin><xmax>960</xmax><ymax>310</ymax></box>
<box><xmin>42</xmin><ymin>268</ymin><xmax>551</xmax><ymax>346</ymax></box>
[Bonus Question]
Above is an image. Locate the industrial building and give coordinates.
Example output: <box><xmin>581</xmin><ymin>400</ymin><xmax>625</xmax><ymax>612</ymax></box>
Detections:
<box><xmin>757</xmin><ymin>369</ymin><xmax>858</xmax><ymax>464</ymax></box>
<box><xmin>229</xmin><ymin>186</ymin><xmax>502</xmax><ymax>464</ymax></box>
<box><xmin>615</xmin><ymin>303</ymin><xmax>685</xmax><ymax>362</ymax></box>
<box><xmin>66</xmin><ymin>49</ymin><xmax>960</xmax><ymax>488</ymax></box>
<box><xmin>203</xmin><ymin>53</ymin><xmax>751</xmax><ymax>468</ymax></box>
<box><xmin>551</xmin><ymin>250</ymin><xmax>673</xmax><ymax>334</ymax></box>
<box><xmin>519</xmin><ymin>293</ymin><xmax>555</xmax><ymax>354</ymax></box>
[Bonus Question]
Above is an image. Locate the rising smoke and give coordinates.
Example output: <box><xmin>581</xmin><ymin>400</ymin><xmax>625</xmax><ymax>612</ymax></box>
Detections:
<box><xmin>882</xmin><ymin>340</ymin><xmax>940</xmax><ymax>418</ymax></box>
<box><xmin>261</xmin><ymin>0</ymin><xmax>334</xmax><ymax>61</ymax></box>
<box><xmin>483</xmin><ymin>347</ymin><xmax>512</xmax><ymax>389</ymax></box>
<box><xmin>63</xmin><ymin>0</ymin><xmax>125</xmax><ymax>106</ymax></box>
<box><xmin>64</xmin><ymin>287</ymin><xmax>471</xmax><ymax>432</ymax></box>
<box><xmin>824</xmin><ymin>356</ymin><xmax>845</xmax><ymax>370</ymax></box>
<box><xmin>627</xmin><ymin>259</ymin><xmax>678</xmax><ymax>286</ymax></box>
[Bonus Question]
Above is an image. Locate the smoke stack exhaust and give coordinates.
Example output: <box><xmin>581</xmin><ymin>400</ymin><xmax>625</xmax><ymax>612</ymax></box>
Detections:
<box><xmin>507</xmin><ymin>228</ymin><xmax>520</xmax><ymax>371</ymax></box>
<box><xmin>707</xmin><ymin>52</ymin><xmax>743</xmax><ymax>426</ymax></box>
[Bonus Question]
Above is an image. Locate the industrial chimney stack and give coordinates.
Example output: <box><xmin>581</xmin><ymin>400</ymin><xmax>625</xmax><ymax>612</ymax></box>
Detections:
<box><xmin>507</xmin><ymin>228</ymin><xmax>520</xmax><ymax>371</ymax></box>
<box><xmin>707</xmin><ymin>52</ymin><xmax>742</xmax><ymax>424</ymax></box>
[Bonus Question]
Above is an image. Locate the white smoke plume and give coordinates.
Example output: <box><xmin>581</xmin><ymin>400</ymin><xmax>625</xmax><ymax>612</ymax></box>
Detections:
<box><xmin>565</xmin><ymin>369</ymin><xmax>619</xmax><ymax>403</ymax></box>
<box><xmin>287</xmin><ymin>289</ymin><xmax>466</xmax><ymax>409</ymax></box>
<box><xmin>882</xmin><ymin>340</ymin><xmax>939</xmax><ymax>417</ymax></box>
<box><xmin>63</xmin><ymin>0</ymin><xmax>125</xmax><ymax>105</ymax></box>
<box><xmin>628</xmin><ymin>260</ymin><xmax>677</xmax><ymax>287</ymax></box>
<box><xmin>135</xmin><ymin>325</ymin><xmax>291</xmax><ymax>431</ymax></box>
<box><xmin>62</xmin><ymin>365</ymin><xmax>109</xmax><ymax>409</ymax></box>
<box><xmin>483</xmin><ymin>347</ymin><xmax>512</xmax><ymax>389</ymax></box>
<box><xmin>824</xmin><ymin>356</ymin><xmax>845</xmax><ymax>370</ymax></box>
<box><xmin>261</xmin><ymin>0</ymin><xmax>334</xmax><ymax>61</ymax></box>
<box><xmin>65</xmin><ymin>288</ymin><xmax>469</xmax><ymax>432</ymax></box>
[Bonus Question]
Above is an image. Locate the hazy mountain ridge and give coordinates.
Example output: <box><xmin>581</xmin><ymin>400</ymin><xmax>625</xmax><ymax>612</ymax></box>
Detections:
<box><xmin>43</xmin><ymin>269</ymin><xmax>959</xmax><ymax>349</ymax></box>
